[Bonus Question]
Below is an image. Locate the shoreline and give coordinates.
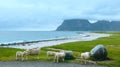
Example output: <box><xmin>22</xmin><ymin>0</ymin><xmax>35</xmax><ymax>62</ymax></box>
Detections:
<box><xmin>0</xmin><ymin>33</ymin><xmax>110</xmax><ymax>49</ymax></box>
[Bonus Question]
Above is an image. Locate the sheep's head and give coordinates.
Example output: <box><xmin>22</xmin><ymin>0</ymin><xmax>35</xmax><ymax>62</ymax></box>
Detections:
<box><xmin>23</xmin><ymin>51</ymin><xmax>28</xmax><ymax>55</ymax></box>
<box><xmin>88</xmin><ymin>52</ymin><xmax>90</xmax><ymax>56</ymax></box>
<box><xmin>60</xmin><ymin>50</ymin><xmax>65</xmax><ymax>53</ymax></box>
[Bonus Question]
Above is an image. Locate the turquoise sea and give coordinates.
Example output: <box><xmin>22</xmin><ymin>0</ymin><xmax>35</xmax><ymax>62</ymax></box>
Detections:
<box><xmin>0</xmin><ymin>31</ymin><xmax>83</xmax><ymax>44</ymax></box>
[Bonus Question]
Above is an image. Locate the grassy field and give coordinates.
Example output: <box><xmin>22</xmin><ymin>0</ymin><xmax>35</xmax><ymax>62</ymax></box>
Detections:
<box><xmin>0</xmin><ymin>48</ymin><xmax>24</xmax><ymax>61</ymax></box>
<box><xmin>0</xmin><ymin>32</ymin><xmax>120</xmax><ymax>67</ymax></box>
<box><xmin>48</xmin><ymin>32</ymin><xmax>120</xmax><ymax>67</ymax></box>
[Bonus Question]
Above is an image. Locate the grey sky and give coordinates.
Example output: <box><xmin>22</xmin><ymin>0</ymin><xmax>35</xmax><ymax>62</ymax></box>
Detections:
<box><xmin>0</xmin><ymin>0</ymin><xmax>120</xmax><ymax>31</ymax></box>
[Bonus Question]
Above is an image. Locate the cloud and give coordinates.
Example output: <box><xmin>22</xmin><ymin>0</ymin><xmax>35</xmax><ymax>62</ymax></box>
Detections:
<box><xmin>82</xmin><ymin>0</ymin><xmax>120</xmax><ymax>20</ymax></box>
<box><xmin>0</xmin><ymin>0</ymin><xmax>120</xmax><ymax>31</ymax></box>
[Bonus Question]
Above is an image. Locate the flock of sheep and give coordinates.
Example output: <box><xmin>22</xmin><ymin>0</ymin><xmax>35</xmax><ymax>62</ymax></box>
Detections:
<box><xmin>16</xmin><ymin>48</ymin><xmax>96</xmax><ymax>64</ymax></box>
<box><xmin>16</xmin><ymin>48</ymin><xmax>40</xmax><ymax>61</ymax></box>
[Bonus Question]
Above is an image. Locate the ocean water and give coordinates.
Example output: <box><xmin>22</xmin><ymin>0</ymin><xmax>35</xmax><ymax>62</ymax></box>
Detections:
<box><xmin>0</xmin><ymin>31</ymin><xmax>82</xmax><ymax>44</ymax></box>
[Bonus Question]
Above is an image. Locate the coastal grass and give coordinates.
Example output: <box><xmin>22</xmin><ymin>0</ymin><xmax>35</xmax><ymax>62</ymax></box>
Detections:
<box><xmin>0</xmin><ymin>32</ymin><xmax>120</xmax><ymax>67</ymax></box>
<box><xmin>0</xmin><ymin>47</ymin><xmax>55</xmax><ymax>62</ymax></box>
<box><xmin>0</xmin><ymin>47</ymin><xmax>24</xmax><ymax>61</ymax></box>
<box><xmin>48</xmin><ymin>32</ymin><xmax>120</xmax><ymax>67</ymax></box>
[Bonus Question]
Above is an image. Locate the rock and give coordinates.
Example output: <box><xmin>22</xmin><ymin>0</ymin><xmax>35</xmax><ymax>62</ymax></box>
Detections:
<box><xmin>64</xmin><ymin>51</ymin><xmax>74</xmax><ymax>60</ymax></box>
<box><xmin>90</xmin><ymin>45</ymin><xmax>107</xmax><ymax>60</ymax></box>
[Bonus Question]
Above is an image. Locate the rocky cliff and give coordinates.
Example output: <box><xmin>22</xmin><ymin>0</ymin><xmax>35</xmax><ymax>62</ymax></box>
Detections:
<box><xmin>56</xmin><ymin>19</ymin><xmax>120</xmax><ymax>31</ymax></box>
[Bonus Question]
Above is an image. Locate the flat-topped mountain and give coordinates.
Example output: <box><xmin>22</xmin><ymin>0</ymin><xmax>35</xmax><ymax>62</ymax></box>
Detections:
<box><xmin>56</xmin><ymin>19</ymin><xmax>120</xmax><ymax>31</ymax></box>
<box><xmin>57</xmin><ymin>19</ymin><xmax>91</xmax><ymax>31</ymax></box>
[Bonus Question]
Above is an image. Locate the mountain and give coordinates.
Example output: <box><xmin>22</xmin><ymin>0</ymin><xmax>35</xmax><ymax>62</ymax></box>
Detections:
<box><xmin>90</xmin><ymin>20</ymin><xmax>111</xmax><ymax>31</ymax></box>
<box><xmin>56</xmin><ymin>19</ymin><xmax>120</xmax><ymax>31</ymax></box>
<box><xmin>57</xmin><ymin>19</ymin><xmax>91</xmax><ymax>31</ymax></box>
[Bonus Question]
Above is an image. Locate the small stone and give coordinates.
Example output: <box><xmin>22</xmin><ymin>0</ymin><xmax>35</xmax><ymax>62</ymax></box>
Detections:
<box><xmin>64</xmin><ymin>51</ymin><xmax>74</xmax><ymax>60</ymax></box>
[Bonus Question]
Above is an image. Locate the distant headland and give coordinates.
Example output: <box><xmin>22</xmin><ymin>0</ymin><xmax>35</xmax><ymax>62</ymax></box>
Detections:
<box><xmin>56</xmin><ymin>19</ymin><xmax>120</xmax><ymax>31</ymax></box>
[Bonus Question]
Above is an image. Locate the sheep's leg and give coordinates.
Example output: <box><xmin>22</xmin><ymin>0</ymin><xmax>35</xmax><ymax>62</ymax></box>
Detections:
<box><xmin>81</xmin><ymin>58</ymin><xmax>84</xmax><ymax>64</ymax></box>
<box><xmin>81</xmin><ymin>57</ymin><xmax>83</xmax><ymax>64</ymax></box>
<box><xmin>22</xmin><ymin>55</ymin><xmax>24</xmax><ymax>61</ymax></box>
<box><xmin>82</xmin><ymin>59</ymin><xmax>86</xmax><ymax>64</ymax></box>
<box><xmin>81</xmin><ymin>59</ymin><xmax>83</xmax><ymax>64</ymax></box>
<box><xmin>54</xmin><ymin>56</ymin><xmax>56</xmax><ymax>62</ymax></box>
<box><xmin>25</xmin><ymin>55</ymin><xmax>28</xmax><ymax>60</ymax></box>
<box><xmin>85</xmin><ymin>60</ymin><xmax>86</xmax><ymax>64</ymax></box>
<box><xmin>57</xmin><ymin>57</ymin><xmax>59</xmax><ymax>63</ymax></box>
<box><xmin>81</xmin><ymin>59</ymin><xmax>86</xmax><ymax>64</ymax></box>
<box><xmin>62</xmin><ymin>58</ymin><xmax>64</xmax><ymax>62</ymax></box>
<box><xmin>47</xmin><ymin>54</ymin><xmax>49</xmax><ymax>59</ymax></box>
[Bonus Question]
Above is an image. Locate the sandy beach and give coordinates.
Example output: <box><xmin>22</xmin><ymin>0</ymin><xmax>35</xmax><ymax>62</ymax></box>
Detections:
<box><xmin>1</xmin><ymin>33</ymin><xmax>110</xmax><ymax>49</ymax></box>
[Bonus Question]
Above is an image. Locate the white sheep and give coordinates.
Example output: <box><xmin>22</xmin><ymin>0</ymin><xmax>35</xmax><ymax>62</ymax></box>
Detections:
<box><xmin>26</xmin><ymin>48</ymin><xmax>41</xmax><ymax>59</ymax></box>
<box><xmin>16</xmin><ymin>51</ymin><xmax>27</xmax><ymax>61</ymax></box>
<box><xmin>81</xmin><ymin>52</ymin><xmax>90</xmax><ymax>64</ymax></box>
<box><xmin>47</xmin><ymin>51</ymin><xmax>58</xmax><ymax>59</ymax></box>
<box><xmin>54</xmin><ymin>50</ymin><xmax>66</xmax><ymax>63</ymax></box>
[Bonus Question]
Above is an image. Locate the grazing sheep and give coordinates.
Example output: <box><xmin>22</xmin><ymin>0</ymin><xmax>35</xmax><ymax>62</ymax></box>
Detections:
<box><xmin>81</xmin><ymin>52</ymin><xmax>91</xmax><ymax>64</ymax></box>
<box><xmin>47</xmin><ymin>51</ymin><xmax>58</xmax><ymax>59</ymax></box>
<box><xmin>26</xmin><ymin>48</ymin><xmax>41</xmax><ymax>59</ymax></box>
<box><xmin>54</xmin><ymin>50</ymin><xmax>66</xmax><ymax>63</ymax></box>
<box><xmin>16</xmin><ymin>51</ymin><xmax>27</xmax><ymax>61</ymax></box>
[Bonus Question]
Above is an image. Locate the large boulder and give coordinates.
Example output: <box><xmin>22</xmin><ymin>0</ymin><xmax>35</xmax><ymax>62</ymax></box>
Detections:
<box><xmin>90</xmin><ymin>45</ymin><xmax>107</xmax><ymax>60</ymax></box>
<box><xmin>64</xmin><ymin>51</ymin><xmax>74</xmax><ymax>60</ymax></box>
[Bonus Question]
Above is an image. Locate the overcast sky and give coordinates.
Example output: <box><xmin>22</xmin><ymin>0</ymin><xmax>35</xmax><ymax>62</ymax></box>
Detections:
<box><xmin>0</xmin><ymin>0</ymin><xmax>120</xmax><ymax>31</ymax></box>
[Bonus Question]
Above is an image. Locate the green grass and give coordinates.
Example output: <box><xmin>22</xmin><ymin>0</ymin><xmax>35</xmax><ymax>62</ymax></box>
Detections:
<box><xmin>0</xmin><ymin>48</ymin><xmax>24</xmax><ymax>61</ymax></box>
<box><xmin>49</xmin><ymin>32</ymin><xmax>120</xmax><ymax>67</ymax></box>
<box><xmin>0</xmin><ymin>32</ymin><xmax>120</xmax><ymax>67</ymax></box>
